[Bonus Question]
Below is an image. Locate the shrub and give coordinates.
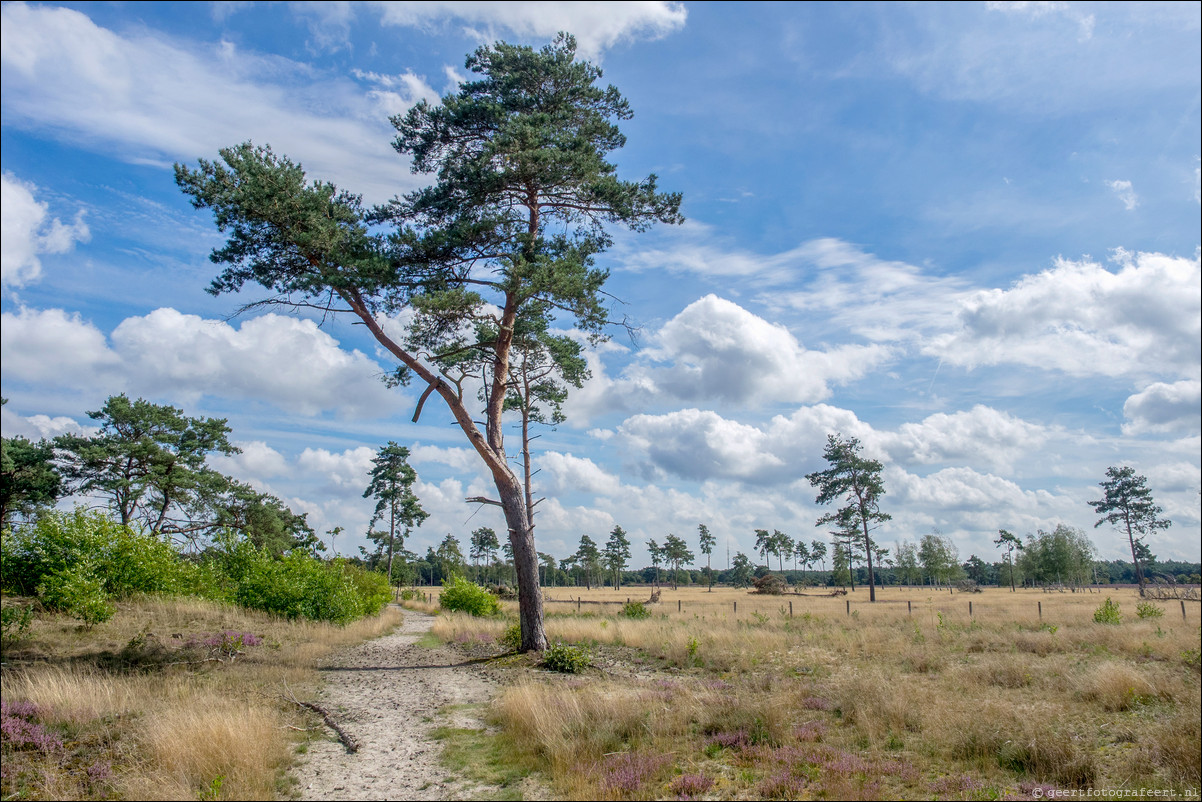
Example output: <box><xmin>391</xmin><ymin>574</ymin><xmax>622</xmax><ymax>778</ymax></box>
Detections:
<box><xmin>1</xmin><ymin>603</ymin><xmax>35</xmax><ymax>649</ymax></box>
<box><xmin>1136</xmin><ymin>601</ymin><xmax>1164</xmax><ymax>619</ymax></box>
<box><xmin>501</xmin><ymin>622</ymin><xmax>522</xmax><ymax>651</ymax></box>
<box><xmin>1093</xmin><ymin>597</ymin><xmax>1122</xmax><ymax>625</ymax></box>
<box><xmin>2</xmin><ymin>508</ymin><xmax>184</xmax><ymax>599</ymax></box>
<box><xmin>622</xmin><ymin>600</ymin><xmax>650</xmax><ymax>619</ymax></box>
<box><xmin>221</xmin><ymin>544</ymin><xmax>390</xmax><ymax>624</ymax></box>
<box><xmin>543</xmin><ymin>641</ymin><xmax>590</xmax><ymax>673</ymax></box>
<box><xmin>439</xmin><ymin>575</ymin><xmax>501</xmax><ymax>616</ymax></box>
<box><xmin>752</xmin><ymin>573</ymin><xmax>787</xmax><ymax>595</ymax></box>
<box><xmin>37</xmin><ymin>563</ymin><xmax>114</xmax><ymax>628</ymax></box>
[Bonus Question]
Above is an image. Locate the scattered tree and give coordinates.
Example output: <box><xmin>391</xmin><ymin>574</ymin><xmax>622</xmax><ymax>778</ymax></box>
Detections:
<box><xmin>574</xmin><ymin>534</ymin><xmax>602</xmax><ymax>589</ymax></box>
<box><xmin>470</xmin><ymin>526</ymin><xmax>501</xmax><ymax>583</ymax></box>
<box><xmin>994</xmin><ymin>529</ymin><xmax>1023</xmax><ymax>592</ymax></box>
<box><xmin>663</xmin><ymin>533</ymin><xmax>694</xmax><ymax>590</ymax></box>
<box><xmin>1089</xmin><ymin>466</ymin><xmax>1171</xmax><ymax>597</ymax></box>
<box><xmin>698</xmin><ymin>523</ymin><xmax>716</xmax><ymax>591</ymax></box>
<box><xmin>754</xmin><ymin>528</ymin><xmax>773</xmax><ymax>569</ymax></box>
<box><xmin>729</xmin><ymin>551</ymin><xmax>754</xmax><ymax>588</ymax></box>
<box><xmin>807</xmin><ymin>434</ymin><xmax>891</xmax><ymax>602</ymax></box>
<box><xmin>364</xmin><ymin>442</ymin><xmax>428</xmax><ymax>584</ymax></box>
<box><xmin>175</xmin><ymin>33</ymin><xmax>682</xmax><ymax>652</ymax></box>
<box><xmin>603</xmin><ymin>525</ymin><xmax>631</xmax><ymax>590</ymax></box>
<box><xmin>810</xmin><ymin>539</ymin><xmax>828</xmax><ymax>574</ymax></box>
<box><xmin>647</xmin><ymin>538</ymin><xmax>663</xmax><ymax>586</ymax></box>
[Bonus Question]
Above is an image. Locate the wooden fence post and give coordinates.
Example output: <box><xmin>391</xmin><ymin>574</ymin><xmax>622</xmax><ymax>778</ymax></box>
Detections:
<box><xmin>1038</xmin><ymin>601</ymin><xmax>1042</xmax><ymax>619</ymax></box>
<box><xmin>846</xmin><ymin>600</ymin><xmax>850</xmax><ymax>616</ymax></box>
<box><xmin>789</xmin><ymin>601</ymin><xmax>793</xmax><ymax>618</ymax></box>
<box><xmin>907</xmin><ymin>600</ymin><xmax>912</xmax><ymax>615</ymax></box>
<box><xmin>969</xmin><ymin>601</ymin><xmax>973</xmax><ymax>617</ymax></box>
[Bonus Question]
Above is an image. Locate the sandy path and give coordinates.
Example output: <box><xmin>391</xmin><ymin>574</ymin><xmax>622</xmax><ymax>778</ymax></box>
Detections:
<box><xmin>292</xmin><ymin>607</ymin><xmax>500</xmax><ymax>800</ymax></box>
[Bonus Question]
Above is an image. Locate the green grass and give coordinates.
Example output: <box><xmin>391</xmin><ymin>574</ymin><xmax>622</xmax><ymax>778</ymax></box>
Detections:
<box><xmin>431</xmin><ymin>708</ymin><xmax>533</xmax><ymax>800</ymax></box>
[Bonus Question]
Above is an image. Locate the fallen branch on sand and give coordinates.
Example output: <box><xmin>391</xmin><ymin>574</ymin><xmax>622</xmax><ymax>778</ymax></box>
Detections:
<box><xmin>283</xmin><ymin>680</ymin><xmax>359</xmax><ymax>753</ymax></box>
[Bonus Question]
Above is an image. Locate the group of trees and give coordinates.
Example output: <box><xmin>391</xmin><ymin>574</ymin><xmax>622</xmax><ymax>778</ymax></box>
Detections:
<box><xmin>1</xmin><ymin>396</ymin><xmax>321</xmax><ymax>555</ymax></box>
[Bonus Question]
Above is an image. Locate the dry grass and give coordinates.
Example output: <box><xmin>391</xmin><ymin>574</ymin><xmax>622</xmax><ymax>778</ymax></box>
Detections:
<box><xmin>1</xmin><ymin>594</ymin><xmax>402</xmax><ymax>800</ymax></box>
<box><xmin>442</xmin><ymin>584</ymin><xmax>1200</xmax><ymax>799</ymax></box>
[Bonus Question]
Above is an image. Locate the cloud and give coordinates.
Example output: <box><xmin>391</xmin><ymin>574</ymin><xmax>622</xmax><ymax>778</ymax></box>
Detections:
<box><xmin>0</xmin><ymin>306</ymin><xmax>398</xmax><ymax>417</ymax></box>
<box><xmin>0</xmin><ymin>3</ymin><xmax>423</xmax><ymax>202</ymax></box>
<box><xmin>1</xmin><ymin>172</ymin><xmax>90</xmax><ymax>289</ymax></box>
<box><xmin>882</xmin><ymin>405</ymin><xmax>1050</xmax><ymax>472</ymax></box>
<box><xmin>1106</xmin><ymin>179</ymin><xmax>1139</xmax><ymax>210</ymax></box>
<box><xmin>0</xmin><ymin>401</ymin><xmax>95</xmax><ymax>440</ymax></box>
<box><xmin>615</xmin><ymin>402</ymin><xmax>1062</xmax><ymax>487</ymax></box>
<box><xmin>539</xmin><ymin>452</ymin><xmax>623</xmax><ymax>497</ymax></box>
<box><xmin>888</xmin><ymin>3</ymin><xmax>1195</xmax><ymax>111</ymax></box>
<box><xmin>926</xmin><ymin>250</ymin><xmax>1200</xmax><ymax>379</ymax></box>
<box><xmin>368</xmin><ymin>1</ymin><xmax>688</xmax><ymax>59</ymax></box>
<box><xmin>570</xmin><ymin>295</ymin><xmax>892</xmax><ymax>420</ymax></box>
<box><xmin>1122</xmin><ymin>380</ymin><xmax>1202</xmax><ymax>436</ymax></box>
<box><xmin>756</xmin><ymin>238</ymin><xmax>973</xmax><ymax>343</ymax></box>
<box><xmin>0</xmin><ymin>307</ymin><xmax>119</xmax><ymax>383</ymax></box>
<box><xmin>208</xmin><ymin>440</ymin><xmax>291</xmax><ymax>481</ymax></box>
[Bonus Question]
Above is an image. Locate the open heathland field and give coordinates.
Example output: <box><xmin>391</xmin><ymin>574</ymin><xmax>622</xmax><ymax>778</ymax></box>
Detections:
<box><xmin>422</xmin><ymin>584</ymin><xmax>1201</xmax><ymax>801</ymax></box>
<box><xmin>0</xmin><ymin>594</ymin><xmax>402</xmax><ymax>800</ymax></box>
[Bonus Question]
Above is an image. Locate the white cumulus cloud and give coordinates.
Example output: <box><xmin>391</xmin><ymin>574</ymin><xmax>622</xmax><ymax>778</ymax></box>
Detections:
<box><xmin>1</xmin><ymin>172</ymin><xmax>89</xmax><ymax>289</ymax></box>
<box><xmin>926</xmin><ymin>250</ymin><xmax>1200</xmax><ymax>379</ymax></box>
<box><xmin>1</xmin><ymin>306</ymin><xmax>398</xmax><ymax>417</ymax></box>
<box><xmin>1122</xmin><ymin>380</ymin><xmax>1202</xmax><ymax>436</ymax></box>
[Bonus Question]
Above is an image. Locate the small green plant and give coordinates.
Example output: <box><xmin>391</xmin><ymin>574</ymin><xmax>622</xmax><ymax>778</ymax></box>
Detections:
<box><xmin>439</xmin><ymin>575</ymin><xmax>501</xmax><ymax>617</ymax></box>
<box><xmin>622</xmin><ymin>600</ymin><xmax>650</xmax><ymax>619</ymax></box>
<box><xmin>1093</xmin><ymin>597</ymin><xmax>1122</xmax><ymax>624</ymax></box>
<box><xmin>1039</xmin><ymin>622</ymin><xmax>1059</xmax><ymax>634</ymax></box>
<box><xmin>197</xmin><ymin>775</ymin><xmax>224</xmax><ymax>801</ymax></box>
<box><xmin>1136</xmin><ymin>601</ymin><xmax>1164</xmax><ymax>619</ymax></box>
<box><xmin>686</xmin><ymin>636</ymin><xmax>700</xmax><ymax>660</ymax></box>
<box><xmin>400</xmin><ymin>588</ymin><xmax>418</xmax><ymax>601</ymax></box>
<box><xmin>500</xmin><ymin>622</ymin><xmax>522</xmax><ymax>651</ymax></box>
<box><xmin>543</xmin><ymin>641</ymin><xmax>590</xmax><ymax>673</ymax></box>
<box><xmin>1182</xmin><ymin>647</ymin><xmax>1201</xmax><ymax>669</ymax></box>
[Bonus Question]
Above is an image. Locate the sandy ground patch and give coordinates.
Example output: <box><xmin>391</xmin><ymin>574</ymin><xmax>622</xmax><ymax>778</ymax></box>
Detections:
<box><xmin>292</xmin><ymin>607</ymin><xmax>501</xmax><ymax>800</ymax></box>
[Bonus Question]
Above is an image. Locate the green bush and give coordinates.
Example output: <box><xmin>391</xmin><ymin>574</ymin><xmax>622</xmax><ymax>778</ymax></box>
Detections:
<box><xmin>1135</xmin><ymin>601</ymin><xmax>1164</xmax><ymax>619</ymax></box>
<box><xmin>1093</xmin><ymin>597</ymin><xmax>1122</xmax><ymax>625</ymax></box>
<box><xmin>1</xmin><ymin>603</ymin><xmax>35</xmax><ymax>649</ymax></box>
<box><xmin>1</xmin><ymin>511</ymin><xmax>390</xmax><ymax>627</ymax></box>
<box><xmin>501</xmin><ymin>622</ymin><xmax>522</xmax><ymax>651</ymax></box>
<box><xmin>622</xmin><ymin>601</ymin><xmax>650</xmax><ymax>619</ymax></box>
<box><xmin>37</xmin><ymin>563</ymin><xmax>114</xmax><ymax>627</ymax></box>
<box><xmin>543</xmin><ymin>641</ymin><xmax>590</xmax><ymax>673</ymax></box>
<box><xmin>439</xmin><ymin>575</ymin><xmax>501</xmax><ymax>616</ymax></box>
<box><xmin>1</xmin><ymin>508</ymin><xmax>184</xmax><ymax>598</ymax></box>
<box><xmin>215</xmin><ymin>538</ymin><xmax>389</xmax><ymax>625</ymax></box>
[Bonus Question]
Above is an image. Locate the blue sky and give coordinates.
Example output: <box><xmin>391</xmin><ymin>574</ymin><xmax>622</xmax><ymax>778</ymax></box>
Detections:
<box><xmin>2</xmin><ymin>1</ymin><xmax>1199</xmax><ymax>567</ymax></box>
